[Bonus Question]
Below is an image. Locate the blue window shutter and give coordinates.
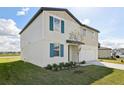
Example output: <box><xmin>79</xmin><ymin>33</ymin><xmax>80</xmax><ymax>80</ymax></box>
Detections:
<box><xmin>60</xmin><ymin>44</ymin><xmax>64</xmax><ymax>57</ymax></box>
<box><xmin>61</xmin><ymin>20</ymin><xmax>64</xmax><ymax>33</ymax></box>
<box><xmin>50</xmin><ymin>43</ymin><xmax>54</xmax><ymax>57</ymax></box>
<box><xmin>49</xmin><ymin>16</ymin><xmax>53</xmax><ymax>31</ymax></box>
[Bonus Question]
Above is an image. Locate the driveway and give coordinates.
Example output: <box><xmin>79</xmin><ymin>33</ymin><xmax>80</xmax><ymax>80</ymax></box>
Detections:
<box><xmin>84</xmin><ymin>61</ymin><xmax>124</xmax><ymax>70</ymax></box>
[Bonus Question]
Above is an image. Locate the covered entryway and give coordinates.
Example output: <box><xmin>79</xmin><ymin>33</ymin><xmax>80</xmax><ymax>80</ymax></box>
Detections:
<box><xmin>68</xmin><ymin>45</ymin><xmax>79</xmax><ymax>62</ymax></box>
<box><xmin>66</xmin><ymin>40</ymin><xmax>85</xmax><ymax>62</ymax></box>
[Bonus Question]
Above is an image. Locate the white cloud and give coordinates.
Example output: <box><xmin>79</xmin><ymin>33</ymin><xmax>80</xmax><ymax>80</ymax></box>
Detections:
<box><xmin>0</xmin><ymin>18</ymin><xmax>21</xmax><ymax>52</ymax></box>
<box><xmin>100</xmin><ymin>37</ymin><xmax>124</xmax><ymax>49</ymax></box>
<box><xmin>16</xmin><ymin>7</ymin><xmax>30</xmax><ymax>16</ymax></box>
<box><xmin>80</xmin><ymin>18</ymin><xmax>91</xmax><ymax>25</ymax></box>
<box><xmin>99</xmin><ymin>18</ymin><xmax>122</xmax><ymax>49</ymax></box>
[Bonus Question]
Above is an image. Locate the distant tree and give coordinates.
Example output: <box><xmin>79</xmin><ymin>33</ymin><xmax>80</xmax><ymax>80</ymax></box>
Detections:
<box><xmin>98</xmin><ymin>43</ymin><xmax>100</xmax><ymax>48</ymax></box>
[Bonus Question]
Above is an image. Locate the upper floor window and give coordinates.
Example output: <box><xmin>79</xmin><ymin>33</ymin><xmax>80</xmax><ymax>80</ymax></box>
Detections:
<box><xmin>49</xmin><ymin>16</ymin><xmax>64</xmax><ymax>33</ymax></box>
<box><xmin>54</xmin><ymin>18</ymin><xmax>61</xmax><ymax>31</ymax></box>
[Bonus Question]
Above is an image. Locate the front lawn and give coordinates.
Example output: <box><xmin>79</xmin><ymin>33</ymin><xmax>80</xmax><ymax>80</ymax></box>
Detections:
<box><xmin>0</xmin><ymin>60</ymin><xmax>113</xmax><ymax>85</ymax></box>
<box><xmin>99</xmin><ymin>58</ymin><xmax>124</xmax><ymax>64</ymax></box>
<box><xmin>0</xmin><ymin>57</ymin><xmax>124</xmax><ymax>84</ymax></box>
<box><xmin>92</xmin><ymin>69</ymin><xmax>124</xmax><ymax>84</ymax></box>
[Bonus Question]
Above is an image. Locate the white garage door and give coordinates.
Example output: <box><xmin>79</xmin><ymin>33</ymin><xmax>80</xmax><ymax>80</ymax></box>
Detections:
<box><xmin>79</xmin><ymin>46</ymin><xmax>97</xmax><ymax>61</ymax></box>
<box><xmin>83</xmin><ymin>49</ymin><xmax>96</xmax><ymax>61</ymax></box>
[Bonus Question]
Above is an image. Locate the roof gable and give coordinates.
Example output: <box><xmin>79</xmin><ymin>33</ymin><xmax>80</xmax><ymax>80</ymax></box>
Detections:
<box><xmin>19</xmin><ymin>7</ymin><xmax>100</xmax><ymax>34</ymax></box>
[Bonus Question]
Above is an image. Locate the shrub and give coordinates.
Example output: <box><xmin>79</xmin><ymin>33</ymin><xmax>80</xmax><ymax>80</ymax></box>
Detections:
<box><xmin>52</xmin><ymin>63</ymin><xmax>58</xmax><ymax>71</ymax></box>
<box><xmin>46</xmin><ymin>61</ymin><xmax>80</xmax><ymax>71</ymax></box>
<box><xmin>64</xmin><ymin>63</ymin><xmax>71</xmax><ymax>69</ymax></box>
<box><xmin>59</xmin><ymin>62</ymin><xmax>65</xmax><ymax>70</ymax></box>
<box><xmin>45</xmin><ymin>64</ymin><xmax>52</xmax><ymax>70</ymax></box>
<box><xmin>80</xmin><ymin>60</ymin><xmax>86</xmax><ymax>64</ymax></box>
<box><xmin>69</xmin><ymin>61</ymin><xmax>74</xmax><ymax>67</ymax></box>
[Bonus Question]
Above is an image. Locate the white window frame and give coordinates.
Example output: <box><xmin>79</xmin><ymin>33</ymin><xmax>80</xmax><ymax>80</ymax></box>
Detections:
<box><xmin>53</xmin><ymin>17</ymin><xmax>61</xmax><ymax>32</ymax></box>
<box><xmin>53</xmin><ymin>43</ymin><xmax>61</xmax><ymax>57</ymax></box>
<box><xmin>48</xmin><ymin>14</ymin><xmax>65</xmax><ymax>33</ymax></box>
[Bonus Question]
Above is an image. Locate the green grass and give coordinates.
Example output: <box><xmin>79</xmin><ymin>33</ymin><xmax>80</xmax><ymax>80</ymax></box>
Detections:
<box><xmin>0</xmin><ymin>56</ymin><xmax>20</xmax><ymax>63</ymax></box>
<box><xmin>0</xmin><ymin>61</ymin><xmax>113</xmax><ymax>85</ymax></box>
<box><xmin>99</xmin><ymin>58</ymin><xmax>124</xmax><ymax>64</ymax></box>
<box><xmin>92</xmin><ymin>69</ymin><xmax>124</xmax><ymax>85</ymax></box>
<box><xmin>0</xmin><ymin>57</ymin><xmax>124</xmax><ymax>85</ymax></box>
<box><xmin>0</xmin><ymin>54</ymin><xmax>20</xmax><ymax>57</ymax></box>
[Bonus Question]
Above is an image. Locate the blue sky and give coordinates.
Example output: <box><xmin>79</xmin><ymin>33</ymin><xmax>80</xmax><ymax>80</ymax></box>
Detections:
<box><xmin>0</xmin><ymin>7</ymin><xmax>39</xmax><ymax>28</ymax></box>
<box><xmin>0</xmin><ymin>7</ymin><xmax>124</xmax><ymax>51</ymax></box>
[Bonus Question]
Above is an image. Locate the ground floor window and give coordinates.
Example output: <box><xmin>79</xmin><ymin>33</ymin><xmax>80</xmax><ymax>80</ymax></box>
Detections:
<box><xmin>54</xmin><ymin>43</ymin><xmax>60</xmax><ymax>56</ymax></box>
<box><xmin>50</xmin><ymin>43</ymin><xmax>64</xmax><ymax>57</ymax></box>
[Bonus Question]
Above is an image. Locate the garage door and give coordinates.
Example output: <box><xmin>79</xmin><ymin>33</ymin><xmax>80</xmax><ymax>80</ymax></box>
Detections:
<box><xmin>85</xmin><ymin>50</ymin><xmax>96</xmax><ymax>61</ymax></box>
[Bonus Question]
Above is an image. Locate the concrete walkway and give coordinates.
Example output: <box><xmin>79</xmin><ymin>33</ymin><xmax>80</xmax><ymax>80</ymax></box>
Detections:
<box><xmin>85</xmin><ymin>61</ymin><xmax>124</xmax><ymax>70</ymax></box>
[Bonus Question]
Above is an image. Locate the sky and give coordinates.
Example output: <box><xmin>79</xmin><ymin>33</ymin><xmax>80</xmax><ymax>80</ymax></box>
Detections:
<box><xmin>0</xmin><ymin>7</ymin><xmax>124</xmax><ymax>52</ymax></box>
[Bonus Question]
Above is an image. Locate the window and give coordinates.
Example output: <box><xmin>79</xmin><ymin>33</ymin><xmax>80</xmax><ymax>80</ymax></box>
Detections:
<box><xmin>49</xmin><ymin>16</ymin><xmax>64</xmax><ymax>33</ymax></box>
<box><xmin>54</xmin><ymin>43</ymin><xmax>60</xmax><ymax>56</ymax></box>
<box><xmin>54</xmin><ymin>18</ymin><xmax>61</xmax><ymax>31</ymax></box>
<box><xmin>50</xmin><ymin>43</ymin><xmax>64</xmax><ymax>57</ymax></box>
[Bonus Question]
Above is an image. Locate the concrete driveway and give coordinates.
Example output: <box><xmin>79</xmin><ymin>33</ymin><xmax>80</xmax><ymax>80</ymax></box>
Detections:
<box><xmin>85</xmin><ymin>61</ymin><xmax>124</xmax><ymax>70</ymax></box>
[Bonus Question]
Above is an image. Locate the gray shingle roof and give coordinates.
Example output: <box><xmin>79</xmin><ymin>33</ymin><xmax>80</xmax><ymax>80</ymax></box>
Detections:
<box><xmin>19</xmin><ymin>7</ymin><xmax>100</xmax><ymax>34</ymax></box>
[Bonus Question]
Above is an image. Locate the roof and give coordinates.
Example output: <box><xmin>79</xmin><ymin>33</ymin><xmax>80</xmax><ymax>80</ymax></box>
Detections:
<box><xmin>99</xmin><ymin>47</ymin><xmax>112</xmax><ymax>50</ymax></box>
<box><xmin>66</xmin><ymin>40</ymin><xmax>85</xmax><ymax>45</ymax></box>
<box><xmin>19</xmin><ymin>7</ymin><xmax>100</xmax><ymax>34</ymax></box>
<box><xmin>118</xmin><ymin>48</ymin><xmax>124</xmax><ymax>50</ymax></box>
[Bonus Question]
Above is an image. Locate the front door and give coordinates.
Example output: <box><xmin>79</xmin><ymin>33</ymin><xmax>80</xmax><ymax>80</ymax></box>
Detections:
<box><xmin>68</xmin><ymin>45</ymin><xmax>79</xmax><ymax>62</ymax></box>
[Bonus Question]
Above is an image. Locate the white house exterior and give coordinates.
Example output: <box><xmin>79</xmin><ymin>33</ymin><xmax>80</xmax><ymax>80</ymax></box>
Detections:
<box><xmin>98</xmin><ymin>47</ymin><xmax>112</xmax><ymax>58</ymax></box>
<box><xmin>20</xmin><ymin>7</ymin><xmax>100</xmax><ymax>67</ymax></box>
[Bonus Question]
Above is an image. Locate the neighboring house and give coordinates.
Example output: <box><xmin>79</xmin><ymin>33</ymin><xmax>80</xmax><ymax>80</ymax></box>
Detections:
<box><xmin>98</xmin><ymin>47</ymin><xmax>112</xmax><ymax>58</ymax></box>
<box><xmin>19</xmin><ymin>7</ymin><xmax>100</xmax><ymax>67</ymax></box>
<box><xmin>117</xmin><ymin>48</ymin><xmax>124</xmax><ymax>54</ymax></box>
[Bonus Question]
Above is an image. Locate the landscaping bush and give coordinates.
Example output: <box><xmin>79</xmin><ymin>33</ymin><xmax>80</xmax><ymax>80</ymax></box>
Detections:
<box><xmin>45</xmin><ymin>64</ymin><xmax>52</xmax><ymax>70</ymax></box>
<box><xmin>64</xmin><ymin>63</ymin><xmax>71</xmax><ymax>69</ymax></box>
<box><xmin>45</xmin><ymin>62</ymin><xmax>78</xmax><ymax>71</ymax></box>
<box><xmin>52</xmin><ymin>63</ymin><xmax>59</xmax><ymax>71</ymax></box>
<box><xmin>59</xmin><ymin>62</ymin><xmax>65</xmax><ymax>70</ymax></box>
<box><xmin>69</xmin><ymin>61</ymin><xmax>74</xmax><ymax>67</ymax></box>
<box><xmin>80</xmin><ymin>60</ymin><xmax>86</xmax><ymax>64</ymax></box>
<box><xmin>69</xmin><ymin>61</ymin><xmax>77</xmax><ymax>67</ymax></box>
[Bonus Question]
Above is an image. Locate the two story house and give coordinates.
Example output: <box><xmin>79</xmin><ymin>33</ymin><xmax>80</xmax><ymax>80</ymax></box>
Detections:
<box><xmin>19</xmin><ymin>7</ymin><xmax>100</xmax><ymax>67</ymax></box>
